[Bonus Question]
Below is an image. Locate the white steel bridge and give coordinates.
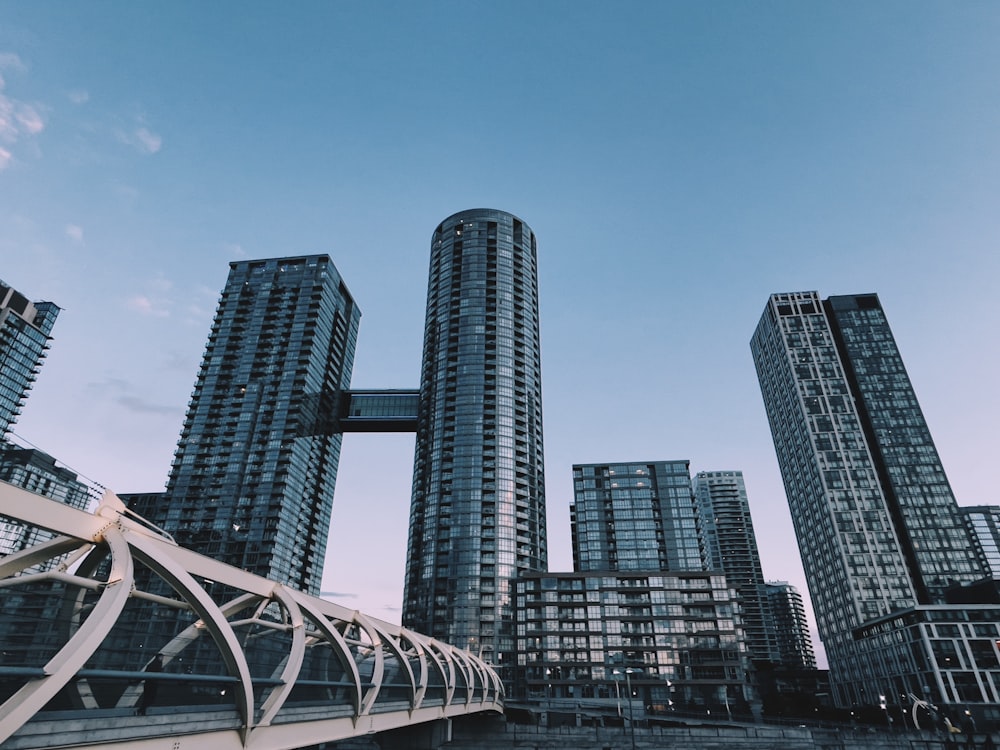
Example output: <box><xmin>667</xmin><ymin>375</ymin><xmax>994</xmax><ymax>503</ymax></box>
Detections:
<box><xmin>0</xmin><ymin>480</ymin><xmax>503</xmax><ymax>749</ymax></box>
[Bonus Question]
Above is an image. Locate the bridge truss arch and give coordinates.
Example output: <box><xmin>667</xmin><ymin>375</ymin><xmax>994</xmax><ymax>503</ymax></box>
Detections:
<box><xmin>0</xmin><ymin>481</ymin><xmax>503</xmax><ymax>749</ymax></box>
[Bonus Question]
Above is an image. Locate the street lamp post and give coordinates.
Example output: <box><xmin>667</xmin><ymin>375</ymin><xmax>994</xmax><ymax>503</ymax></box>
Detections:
<box><xmin>625</xmin><ymin>668</ymin><xmax>637</xmax><ymax>750</ymax></box>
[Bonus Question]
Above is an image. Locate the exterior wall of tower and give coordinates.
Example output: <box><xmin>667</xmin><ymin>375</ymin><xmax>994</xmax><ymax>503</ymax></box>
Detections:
<box><xmin>695</xmin><ymin>471</ymin><xmax>773</xmax><ymax>665</ymax></box>
<box><xmin>824</xmin><ymin>294</ymin><xmax>984</xmax><ymax>599</ymax></box>
<box><xmin>764</xmin><ymin>581</ymin><xmax>817</xmax><ymax>670</ymax></box>
<box><xmin>404</xmin><ymin>209</ymin><xmax>546</xmax><ymax>672</ymax></box>
<box><xmin>843</xmin><ymin>604</ymin><xmax>1000</xmax><ymax>725</ymax></box>
<box><xmin>962</xmin><ymin>506</ymin><xmax>1000</xmax><ymax>578</ymax></box>
<box><xmin>0</xmin><ymin>280</ymin><xmax>59</xmax><ymax>438</ymax></box>
<box><xmin>751</xmin><ymin>291</ymin><xmax>917</xmax><ymax>701</ymax></box>
<box><xmin>514</xmin><ymin>570</ymin><xmax>757</xmax><ymax>716</ymax></box>
<box><xmin>160</xmin><ymin>255</ymin><xmax>359</xmax><ymax>595</ymax></box>
<box><xmin>571</xmin><ymin>460</ymin><xmax>702</xmax><ymax>573</ymax></box>
<box><xmin>752</xmin><ymin>290</ymin><xmax>993</xmax><ymax>711</ymax></box>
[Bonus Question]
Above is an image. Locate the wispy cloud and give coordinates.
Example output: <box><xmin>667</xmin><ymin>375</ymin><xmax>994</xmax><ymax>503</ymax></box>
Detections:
<box><xmin>118</xmin><ymin>119</ymin><xmax>162</xmax><ymax>155</ymax></box>
<box><xmin>320</xmin><ymin>591</ymin><xmax>358</xmax><ymax>599</ymax></box>
<box><xmin>0</xmin><ymin>53</ymin><xmax>26</xmax><ymax>76</ymax></box>
<box><xmin>86</xmin><ymin>378</ymin><xmax>181</xmax><ymax>417</ymax></box>
<box><xmin>134</xmin><ymin>126</ymin><xmax>161</xmax><ymax>154</ymax></box>
<box><xmin>68</xmin><ymin>89</ymin><xmax>89</xmax><ymax>105</ymax></box>
<box><xmin>14</xmin><ymin>103</ymin><xmax>43</xmax><ymax>134</ymax></box>
<box><xmin>0</xmin><ymin>51</ymin><xmax>46</xmax><ymax>170</ymax></box>
<box><xmin>116</xmin><ymin>394</ymin><xmax>180</xmax><ymax>416</ymax></box>
<box><xmin>126</xmin><ymin>273</ymin><xmax>175</xmax><ymax>317</ymax></box>
<box><xmin>126</xmin><ymin>294</ymin><xmax>169</xmax><ymax>317</ymax></box>
<box><xmin>65</xmin><ymin>224</ymin><xmax>84</xmax><ymax>243</ymax></box>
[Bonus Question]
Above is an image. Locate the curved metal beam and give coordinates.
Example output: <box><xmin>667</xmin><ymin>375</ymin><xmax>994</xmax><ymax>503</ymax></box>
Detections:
<box><xmin>399</xmin><ymin>629</ymin><xmax>430</xmax><ymax>710</ymax></box>
<box><xmin>124</xmin><ymin>530</ymin><xmax>255</xmax><ymax>742</ymax></box>
<box><xmin>114</xmin><ymin>591</ymin><xmax>263</xmax><ymax>711</ymax></box>
<box><xmin>288</xmin><ymin>590</ymin><xmax>365</xmax><ymax>718</ymax></box>
<box><xmin>429</xmin><ymin>639</ymin><xmax>457</xmax><ymax>706</ymax></box>
<box><xmin>350</xmin><ymin>612</ymin><xmax>385</xmax><ymax>716</ymax></box>
<box><xmin>55</xmin><ymin>541</ymin><xmax>120</xmax><ymax>711</ymax></box>
<box><xmin>255</xmin><ymin>584</ymin><xmax>305</xmax><ymax>728</ymax></box>
<box><xmin>365</xmin><ymin>618</ymin><xmax>417</xmax><ymax>705</ymax></box>
<box><xmin>0</xmin><ymin>526</ymin><xmax>133</xmax><ymax>746</ymax></box>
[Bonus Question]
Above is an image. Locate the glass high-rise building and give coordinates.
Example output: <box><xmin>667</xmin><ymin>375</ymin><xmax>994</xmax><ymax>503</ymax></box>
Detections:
<box><xmin>403</xmin><ymin>209</ymin><xmax>546</xmax><ymax>670</ymax></box>
<box><xmin>751</xmin><ymin>291</ymin><xmax>988</xmax><ymax>709</ymax></box>
<box><xmin>694</xmin><ymin>470</ymin><xmax>773</xmax><ymax>664</ymax></box>
<box><xmin>155</xmin><ymin>255</ymin><xmax>360</xmax><ymax>595</ymax></box>
<box><xmin>0</xmin><ymin>280</ymin><xmax>59</xmax><ymax>438</ymax></box>
<box><xmin>571</xmin><ymin>460</ymin><xmax>702</xmax><ymax>573</ymax></box>
<box><xmin>763</xmin><ymin>581</ymin><xmax>816</xmax><ymax>670</ymax></box>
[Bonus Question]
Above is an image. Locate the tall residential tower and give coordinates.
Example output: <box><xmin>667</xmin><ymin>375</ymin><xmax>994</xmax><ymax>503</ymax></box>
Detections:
<box><xmin>751</xmin><ymin>291</ymin><xmax>988</xmax><ymax>710</ymax></box>
<box><xmin>694</xmin><ymin>470</ymin><xmax>773</xmax><ymax>664</ymax></box>
<box><xmin>403</xmin><ymin>209</ymin><xmax>546</xmax><ymax>670</ymax></box>
<box><xmin>153</xmin><ymin>256</ymin><xmax>360</xmax><ymax>595</ymax></box>
<box><xmin>0</xmin><ymin>280</ymin><xmax>59</xmax><ymax>438</ymax></box>
<box><xmin>763</xmin><ymin>581</ymin><xmax>816</xmax><ymax>670</ymax></box>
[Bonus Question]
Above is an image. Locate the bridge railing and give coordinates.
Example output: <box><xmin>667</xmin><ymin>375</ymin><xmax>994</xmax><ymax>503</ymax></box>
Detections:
<box><xmin>0</xmin><ymin>481</ymin><xmax>503</xmax><ymax>749</ymax></box>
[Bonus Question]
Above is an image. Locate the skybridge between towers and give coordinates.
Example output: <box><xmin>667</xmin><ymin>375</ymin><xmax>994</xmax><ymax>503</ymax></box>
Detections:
<box><xmin>0</xmin><ymin>480</ymin><xmax>503</xmax><ymax>750</ymax></box>
<box><xmin>338</xmin><ymin>390</ymin><xmax>420</xmax><ymax>433</ymax></box>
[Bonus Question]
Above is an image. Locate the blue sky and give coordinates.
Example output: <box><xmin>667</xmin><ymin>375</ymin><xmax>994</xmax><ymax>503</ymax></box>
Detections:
<box><xmin>3</xmin><ymin>2</ymin><xmax>999</xmax><ymax>666</ymax></box>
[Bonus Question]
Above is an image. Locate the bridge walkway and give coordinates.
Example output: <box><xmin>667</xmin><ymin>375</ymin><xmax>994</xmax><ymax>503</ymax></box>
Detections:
<box><xmin>0</xmin><ymin>481</ymin><xmax>503</xmax><ymax>749</ymax></box>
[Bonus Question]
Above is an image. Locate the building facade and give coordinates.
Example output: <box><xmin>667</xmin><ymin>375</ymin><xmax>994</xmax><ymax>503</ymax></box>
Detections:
<box><xmin>0</xmin><ymin>280</ymin><xmax>59</xmax><ymax>438</ymax></box>
<box><xmin>150</xmin><ymin>255</ymin><xmax>360</xmax><ymax>595</ymax></box>
<box><xmin>751</xmin><ymin>291</ymin><xmax>989</xmax><ymax>712</ymax></box>
<box><xmin>694</xmin><ymin>471</ymin><xmax>773</xmax><ymax>665</ymax></box>
<box><xmin>961</xmin><ymin>506</ymin><xmax>1000</xmax><ymax>579</ymax></box>
<box><xmin>0</xmin><ymin>445</ymin><xmax>101</xmax><ymax>672</ymax></box>
<box><xmin>0</xmin><ymin>445</ymin><xmax>94</xmax><ymax>556</ymax></box>
<box><xmin>763</xmin><ymin>581</ymin><xmax>816</xmax><ymax>670</ymax></box>
<box><xmin>514</xmin><ymin>571</ymin><xmax>756</xmax><ymax>717</ymax></box>
<box><xmin>403</xmin><ymin>209</ymin><xmax>546</xmax><ymax>673</ymax></box>
<box><xmin>571</xmin><ymin>461</ymin><xmax>702</xmax><ymax>573</ymax></box>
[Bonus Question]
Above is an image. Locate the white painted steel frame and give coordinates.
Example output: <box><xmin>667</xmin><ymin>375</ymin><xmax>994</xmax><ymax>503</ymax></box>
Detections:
<box><xmin>0</xmin><ymin>481</ymin><xmax>503</xmax><ymax>749</ymax></box>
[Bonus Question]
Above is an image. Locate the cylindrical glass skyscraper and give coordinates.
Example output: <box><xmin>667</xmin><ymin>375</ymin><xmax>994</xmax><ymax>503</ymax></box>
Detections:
<box><xmin>403</xmin><ymin>209</ymin><xmax>546</xmax><ymax>673</ymax></box>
